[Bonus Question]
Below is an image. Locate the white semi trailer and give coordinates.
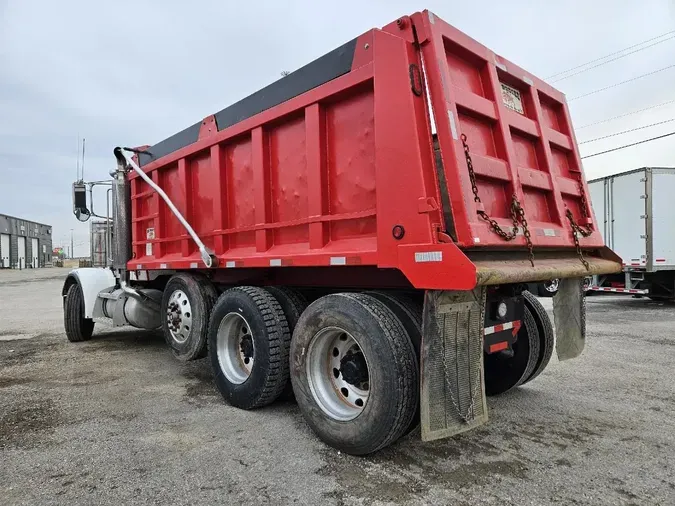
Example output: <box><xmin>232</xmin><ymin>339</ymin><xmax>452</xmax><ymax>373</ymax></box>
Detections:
<box><xmin>586</xmin><ymin>167</ymin><xmax>675</xmax><ymax>300</ymax></box>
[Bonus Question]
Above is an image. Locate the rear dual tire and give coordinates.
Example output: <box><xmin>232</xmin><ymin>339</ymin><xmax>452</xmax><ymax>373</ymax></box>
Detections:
<box><xmin>484</xmin><ymin>294</ymin><xmax>553</xmax><ymax>395</ymax></box>
<box><xmin>290</xmin><ymin>293</ymin><xmax>419</xmax><ymax>455</ymax></box>
<box><xmin>208</xmin><ymin>287</ymin><xmax>291</xmax><ymax>409</ymax></box>
<box><xmin>161</xmin><ymin>273</ymin><xmax>218</xmax><ymax>361</ymax></box>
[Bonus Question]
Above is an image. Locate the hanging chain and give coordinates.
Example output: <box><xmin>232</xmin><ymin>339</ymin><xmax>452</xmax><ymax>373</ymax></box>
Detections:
<box><xmin>461</xmin><ymin>134</ymin><xmax>534</xmax><ymax>267</ymax></box>
<box><xmin>565</xmin><ymin>178</ymin><xmax>594</xmax><ymax>270</ymax></box>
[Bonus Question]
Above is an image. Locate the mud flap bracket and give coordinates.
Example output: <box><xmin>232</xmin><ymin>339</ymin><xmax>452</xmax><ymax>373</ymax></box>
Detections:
<box><xmin>420</xmin><ymin>287</ymin><xmax>488</xmax><ymax>442</ymax></box>
<box><xmin>553</xmin><ymin>277</ymin><xmax>586</xmax><ymax>361</ymax></box>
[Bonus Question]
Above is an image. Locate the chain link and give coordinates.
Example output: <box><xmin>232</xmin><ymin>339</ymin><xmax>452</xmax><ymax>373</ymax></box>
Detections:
<box><xmin>461</xmin><ymin>134</ymin><xmax>534</xmax><ymax>267</ymax></box>
<box><xmin>565</xmin><ymin>178</ymin><xmax>594</xmax><ymax>270</ymax></box>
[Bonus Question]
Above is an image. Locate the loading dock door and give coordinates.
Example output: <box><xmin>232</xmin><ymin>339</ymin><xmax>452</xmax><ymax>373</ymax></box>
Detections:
<box><xmin>0</xmin><ymin>234</ymin><xmax>9</xmax><ymax>268</ymax></box>
<box><xmin>17</xmin><ymin>236</ymin><xmax>26</xmax><ymax>269</ymax></box>
<box><xmin>31</xmin><ymin>238</ymin><xmax>39</xmax><ymax>268</ymax></box>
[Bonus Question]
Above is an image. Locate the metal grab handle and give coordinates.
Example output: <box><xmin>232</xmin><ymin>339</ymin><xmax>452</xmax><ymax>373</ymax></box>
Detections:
<box><xmin>114</xmin><ymin>147</ymin><xmax>215</xmax><ymax>268</ymax></box>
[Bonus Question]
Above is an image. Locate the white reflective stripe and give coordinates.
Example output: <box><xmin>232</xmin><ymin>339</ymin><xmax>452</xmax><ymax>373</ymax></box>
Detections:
<box><xmin>190</xmin><ymin>262</ymin><xmax>198</xmax><ymax>269</ymax></box>
<box><xmin>484</xmin><ymin>321</ymin><xmax>515</xmax><ymax>335</ymax></box>
<box><xmin>225</xmin><ymin>261</ymin><xmax>236</xmax><ymax>268</ymax></box>
<box><xmin>269</xmin><ymin>259</ymin><xmax>282</xmax><ymax>267</ymax></box>
<box><xmin>448</xmin><ymin>110</ymin><xmax>459</xmax><ymax>140</ymax></box>
<box><xmin>129</xmin><ymin>271</ymin><xmax>137</xmax><ymax>281</ymax></box>
<box><xmin>160</xmin><ymin>264</ymin><xmax>168</xmax><ymax>269</ymax></box>
<box><xmin>138</xmin><ymin>270</ymin><xmax>149</xmax><ymax>281</ymax></box>
<box><xmin>330</xmin><ymin>256</ymin><xmax>346</xmax><ymax>266</ymax></box>
<box><xmin>590</xmin><ymin>286</ymin><xmax>648</xmax><ymax>294</ymax></box>
<box><xmin>415</xmin><ymin>251</ymin><xmax>442</xmax><ymax>263</ymax></box>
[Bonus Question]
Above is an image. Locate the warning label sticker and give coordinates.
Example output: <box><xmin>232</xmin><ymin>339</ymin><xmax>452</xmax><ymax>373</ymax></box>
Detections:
<box><xmin>501</xmin><ymin>83</ymin><xmax>524</xmax><ymax>114</ymax></box>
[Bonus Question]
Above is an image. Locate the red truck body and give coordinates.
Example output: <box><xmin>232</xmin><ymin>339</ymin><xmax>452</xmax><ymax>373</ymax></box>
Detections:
<box><xmin>127</xmin><ymin>11</ymin><xmax>613</xmax><ymax>289</ymax></box>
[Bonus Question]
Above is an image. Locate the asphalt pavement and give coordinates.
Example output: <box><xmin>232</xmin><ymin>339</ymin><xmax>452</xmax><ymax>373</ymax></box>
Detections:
<box><xmin>1</xmin><ymin>268</ymin><xmax>674</xmax><ymax>505</ymax></box>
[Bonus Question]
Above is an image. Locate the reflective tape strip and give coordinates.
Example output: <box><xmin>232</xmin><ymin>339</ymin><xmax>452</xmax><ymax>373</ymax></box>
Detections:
<box><xmin>190</xmin><ymin>262</ymin><xmax>198</xmax><ymax>269</ymax></box>
<box><xmin>269</xmin><ymin>259</ymin><xmax>282</xmax><ymax>267</ymax></box>
<box><xmin>590</xmin><ymin>286</ymin><xmax>648</xmax><ymax>295</ymax></box>
<box><xmin>489</xmin><ymin>341</ymin><xmax>509</xmax><ymax>353</ymax></box>
<box><xmin>225</xmin><ymin>261</ymin><xmax>236</xmax><ymax>268</ymax></box>
<box><xmin>160</xmin><ymin>264</ymin><xmax>168</xmax><ymax>269</ymax></box>
<box><xmin>330</xmin><ymin>256</ymin><xmax>346</xmax><ymax>266</ymax></box>
<box><xmin>415</xmin><ymin>251</ymin><xmax>442</xmax><ymax>263</ymax></box>
<box><xmin>484</xmin><ymin>321</ymin><xmax>518</xmax><ymax>335</ymax></box>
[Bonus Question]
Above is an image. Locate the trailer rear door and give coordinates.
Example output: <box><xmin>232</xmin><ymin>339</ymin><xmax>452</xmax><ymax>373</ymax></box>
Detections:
<box><xmin>588</xmin><ymin>179</ymin><xmax>607</xmax><ymax>244</ymax></box>
<box><xmin>610</xmin><ymin>169</ymin><xmax>647</xmax><ymax>267</ymax></box>
<box><xmin>650</xmin><ymin>168</ymin><xmax>675</xmax><ymax>270</ymax></box>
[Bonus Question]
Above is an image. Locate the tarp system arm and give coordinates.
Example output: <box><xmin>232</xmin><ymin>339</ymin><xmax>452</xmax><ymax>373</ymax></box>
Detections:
<box><xmin>113</xmin><ymin>147</ymin><xmax>216</xmax><ymax>269</ymax></box>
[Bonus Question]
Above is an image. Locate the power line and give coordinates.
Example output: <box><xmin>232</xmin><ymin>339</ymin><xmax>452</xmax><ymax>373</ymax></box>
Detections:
<box><xmin>579</xmin><ymin>118</ymin><xmax>675</xmax><ymax>144</ymax></box>
<box><xmin>546</xmin><ymin>30</ymin><xmax>675</xmax><ymax>79</ymax></box>
<box><xmin>581</xmin><ymin>130</ymin><xmax>675</xmax><ymax>159</ymax></box>
<box><xmin>577</xmin><ymin>99</ymin><xmax>675</xmax><ymax>129</ymax></box>
<box><xmin>551</xmin><ymin>35</ymin><xmax>675</xmax><ymax>83</ymax></box>
<box><xmin>569</xmin><ymin>64</ymin><xmax>675</xmax><ymax>101</ymax></box>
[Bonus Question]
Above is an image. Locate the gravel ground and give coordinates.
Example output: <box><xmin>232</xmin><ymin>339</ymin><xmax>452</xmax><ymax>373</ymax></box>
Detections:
<box><xmin>1</xmin><ymin>268</ymin><xmax>674</xmax><ymax>505</ymax></box>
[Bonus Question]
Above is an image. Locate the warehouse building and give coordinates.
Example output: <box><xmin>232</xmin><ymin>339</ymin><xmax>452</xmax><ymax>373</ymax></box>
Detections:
<box><xmin>0</xmin><ymin>214</ymin><xmax>53</xmax><ymax>269</ymax></box>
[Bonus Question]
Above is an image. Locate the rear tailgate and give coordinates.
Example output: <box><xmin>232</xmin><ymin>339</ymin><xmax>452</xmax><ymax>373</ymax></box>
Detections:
<box><xmin>413</xmin><ymin>11</ymin><xmax>605</xmax><ymax>252</ymax></box>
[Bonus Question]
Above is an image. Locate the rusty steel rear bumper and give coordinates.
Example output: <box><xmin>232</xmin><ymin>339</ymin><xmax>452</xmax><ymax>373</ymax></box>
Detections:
<box><xmin>469</xmin><ymin>247</ymin><xmax>622</xmax><ymax>286</ymax></box>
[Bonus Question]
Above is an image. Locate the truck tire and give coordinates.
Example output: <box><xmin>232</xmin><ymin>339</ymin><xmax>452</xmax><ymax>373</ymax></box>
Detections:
<box><xmin>367</xmin><ymin>291</ymin><xmax>422</xmax><ymax>356</ymax></box>
<box><xmin>161</xmin><ymin>273</ymin><xmax>218</xmax><ymax>361</ymax></box>
<box><xmin>538</xmin><ymin>279</ymin><xmax>559</xmax><ymax>297</ymax></box>
<box><xmin>208</xmin><ymin>287</ymin><xmax>291</xmax><ymax>409</ymax></box>
<box><xmin>367</xmin><ymin>291</ymin><xmax>422</xmax><ymax>436</ymax></box>
<box><xmin>484</xmin><ymin>305</ymin><xmax>540</xmax><ymax>396</ymax></box>
<box><xmin>521</xmin><ymin>291</ymin><xmax>554</xmax><ymax>385</ymax></box>
<box><xmin>290</xmin><ymin>293</ymin><xmax>418</xmax><ymax>455</ymax></box>
<box><xmin>266</xmin><ymin>287</ymin><xmax>308</xmax><ymax>400</ymax></box>
<box><xmin>64</xmin><ymin>284</ymin><xmax>95</xmax><ymax>342</ymax></box>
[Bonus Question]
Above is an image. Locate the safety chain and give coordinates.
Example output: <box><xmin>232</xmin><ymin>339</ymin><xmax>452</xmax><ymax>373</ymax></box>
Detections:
<box><xmin>565</xmin><ymin>178</ymin><xmax>594</xmax><ymax>271</ymax></box>
<box><xmin>461</xmin><ymin>134</ymin><xmax>534</xmax><ymax>267</ymax></box>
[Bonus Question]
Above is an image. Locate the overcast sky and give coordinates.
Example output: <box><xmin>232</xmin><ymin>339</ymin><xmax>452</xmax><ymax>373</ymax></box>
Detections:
<box><xmin>1</xmin><ymin>0</ymin><xmax>674</xmax><ymax>256</ymax></box>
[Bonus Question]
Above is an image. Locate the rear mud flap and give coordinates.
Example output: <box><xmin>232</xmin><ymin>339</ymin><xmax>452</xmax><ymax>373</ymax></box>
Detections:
<box><xmin>552</xmin><ymin>278</ymin><xmax>586</xmax><ymax>361</ymax></box>
<box><xmin>420</xmin><ymin>288</ymin><xmax>488</xmax><ymax>442</ymax></box>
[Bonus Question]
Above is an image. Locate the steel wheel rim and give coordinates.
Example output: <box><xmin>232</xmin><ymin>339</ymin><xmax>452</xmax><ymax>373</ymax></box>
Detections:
<box><xmin>166</xmin><ymin>289</ymin><xmax>192</xmax><ymax>344</ymax></box>
<box><xmin>306</xmin><ymin>327</ymin><xmax>370</xmax><ymax>422</ymax></box>
<box><xmin>216</xmin><ymin>312</ymin><xmax>255</xmax><ymax>385</ymax></box>
<box><xmin>545</xmin><ymin>279</ymin><xmax>560</xmax><ymax>293</ymax></box>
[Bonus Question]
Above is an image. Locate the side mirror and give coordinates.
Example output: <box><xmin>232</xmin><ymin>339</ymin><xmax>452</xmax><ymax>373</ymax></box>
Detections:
<box><xmin>72</xmin><ymin>182</ymin><xmax>91</xmax><ymax>222</ymax></box>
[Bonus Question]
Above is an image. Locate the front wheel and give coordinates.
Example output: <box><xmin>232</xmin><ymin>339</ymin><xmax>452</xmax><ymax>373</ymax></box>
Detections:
<box><xmin>64</xmin><ymin>284</ymin><xmax>95</xmax><ymax>342</ymax></box>
<box><xmin>290</xmin><ymin>293</ymin><xmax>418</xmax><ymax>455</ymax></box>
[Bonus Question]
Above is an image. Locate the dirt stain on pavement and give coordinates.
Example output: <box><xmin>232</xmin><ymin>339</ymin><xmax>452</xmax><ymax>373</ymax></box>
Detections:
<box><xmin>0</xmin><ymin>398</ymin><xmax>63</xmax><ymax>449</ymax></box>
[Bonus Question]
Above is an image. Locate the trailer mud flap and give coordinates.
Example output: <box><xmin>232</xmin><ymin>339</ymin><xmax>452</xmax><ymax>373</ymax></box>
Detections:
<box><xmin>552</xmin><ymin>278</ymin><xmax>586</xmax><ymax>361</ymax></box>
<box><xmin>420</xmin><ymin>288</ymin><xmax>488</xmax><ymax>442</ymax></box>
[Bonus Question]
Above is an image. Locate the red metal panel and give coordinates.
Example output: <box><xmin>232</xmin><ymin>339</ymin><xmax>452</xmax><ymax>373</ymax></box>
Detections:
<box><xmin>325</xmin><ymin>88</ymin><xmax>376</xmax><ymax>241</ymax></box>
<box><xmin>125</xmin><ymin>11</ymin><xmax>608</xmax><ymax>289</ymax></box>
<box><xmin>268</xmin><ymin>115</ymin><xmax>309</xmax><ymax>246</ymax></box>
<box><xmin>412</xmin><ymin>10</ymin><xmax>603</xmax><ymax>249</ymax></box>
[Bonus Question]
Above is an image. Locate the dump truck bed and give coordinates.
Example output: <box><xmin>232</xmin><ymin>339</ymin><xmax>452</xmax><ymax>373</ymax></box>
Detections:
<box><xmin>127</xmin><ymin>10</ymin><xmax>618</xmax><ymax>289</ymax></box>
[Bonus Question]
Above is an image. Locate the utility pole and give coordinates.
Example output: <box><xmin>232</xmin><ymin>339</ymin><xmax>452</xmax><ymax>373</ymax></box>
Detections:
<box><xmin>70</xmin><ymin>229</ymin><xmax>74</xmax><ymax>259</ymax></box>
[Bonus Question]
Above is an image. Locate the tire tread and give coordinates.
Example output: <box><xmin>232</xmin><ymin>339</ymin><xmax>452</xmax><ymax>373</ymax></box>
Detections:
<box><xmin>64</xmin><ymin>284</ymin><xmax>94</xmax><ymax>342</ymax></box>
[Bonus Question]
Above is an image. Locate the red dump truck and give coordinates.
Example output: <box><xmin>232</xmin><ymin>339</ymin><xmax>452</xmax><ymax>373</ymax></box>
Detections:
<box><xmin>64</xmin><ymin>10</ymin><xmax>620</xmax><ymax>455</ymax></box>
